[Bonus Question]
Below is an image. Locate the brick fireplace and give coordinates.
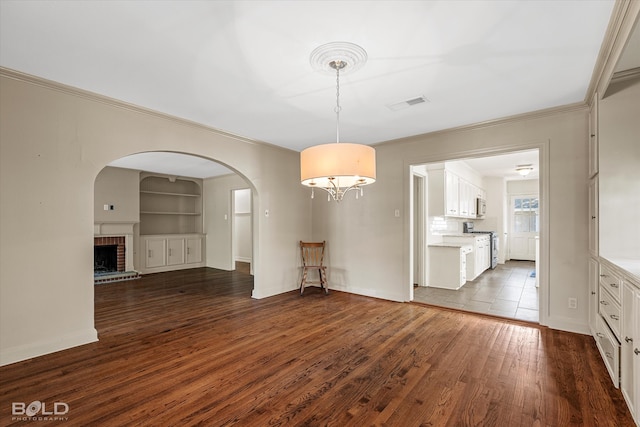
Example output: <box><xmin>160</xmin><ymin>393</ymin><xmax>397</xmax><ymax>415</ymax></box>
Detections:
<box><xmin>94</xmin><ymin>236</ymin><xmax>125</xmax><ymax>273</ymax></box>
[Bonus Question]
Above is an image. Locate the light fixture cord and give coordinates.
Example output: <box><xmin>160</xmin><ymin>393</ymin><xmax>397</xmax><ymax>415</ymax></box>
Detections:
<box><xmin>335</xmin><ymin>63</ymin><xmax>341</xmax><ymax>143</ymax></box>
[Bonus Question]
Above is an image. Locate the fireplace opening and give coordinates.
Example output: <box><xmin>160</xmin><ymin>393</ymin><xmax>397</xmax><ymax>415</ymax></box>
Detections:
<box><xmin>94</xmin><ymin>245</ymin><xmax>118</xmax><ymax>275</ymax></box>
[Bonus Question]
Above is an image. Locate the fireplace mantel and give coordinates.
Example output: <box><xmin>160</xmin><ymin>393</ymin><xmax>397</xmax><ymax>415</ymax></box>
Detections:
<box><xmin>94</xmin><ymin>222</ymin><xmax>138</xmax><ymax>272</ymax></box>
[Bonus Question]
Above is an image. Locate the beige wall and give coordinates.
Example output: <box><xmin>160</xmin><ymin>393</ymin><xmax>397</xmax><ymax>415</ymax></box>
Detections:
<box><xmin>599</xmin><ymin>77</ymin><xmax>640</xmax><ymax>260</ymax></box>
<box><xmin>94</xmin><ymin>166</ymin><xmax>140</xmax><ymax>224</ymax></box>
<box><xmin>311</xmin><ymin>108</ymin><xmax>590</xmax><ymax>332</ymax></box>
<box><xmin>0</xmin><ymin>73</ymin><xmax>310</xmax><ymax>365</ymax></box>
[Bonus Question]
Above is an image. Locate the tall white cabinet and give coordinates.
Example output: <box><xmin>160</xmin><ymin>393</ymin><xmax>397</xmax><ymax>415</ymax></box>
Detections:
<box><xmin>138</xmin><ymin>174</ymin><xmax>206</xmax><ymax>274</ymax></box>
<box><xmin>589</xmin><ymin>76</ymin><xmax>640</xmax><ymax>426</ymax></box>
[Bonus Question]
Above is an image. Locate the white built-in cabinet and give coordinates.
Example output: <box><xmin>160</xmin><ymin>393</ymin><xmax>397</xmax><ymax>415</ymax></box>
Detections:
<box><xmin>142</xmin><ymin>234</ymin><xmax>204</xmax><ymax>273</ymax></box>
<box><xmin>589</xmin><ymin>92</ymin><xmax>599</xmax><ymax>178</ymax></box>
<box><xmin>428</xmin><ymin>244</ymin><xmax>471</xmax><ymax>289</ymax></box>
<box><xmin>589</xmin><ymin>257</ymin><xmax>599</xmax><ymax>335</ymax></box>
<box><xmin>622</xmin><ymin>280</ymin><xmax>639</xmax><ymax>421</ymax></box>
<box><xmin>138</xmin><ymin>173</ymin><xmax>206</xmax><ymax>274</ymax></box>
<box><xmin>428</xmin><ymin>167</ymin><xmax>484</xmax><ymax>219</ymax></box>
<box><xmin>441</xmin><ymin>235</ymin><xmax>491</xmax><ymax>281</ymax></box>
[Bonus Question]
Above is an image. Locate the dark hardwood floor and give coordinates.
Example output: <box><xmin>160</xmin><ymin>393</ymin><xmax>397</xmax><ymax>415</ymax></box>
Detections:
<box><xmin>0</xmin><ymin>268</ymin><xmax>634</xmax><ymax>426</ymax></box>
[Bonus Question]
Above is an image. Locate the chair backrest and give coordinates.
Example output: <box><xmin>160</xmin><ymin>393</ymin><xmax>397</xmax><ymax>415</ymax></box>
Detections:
<box><xmin>300</xmin><ymin>241</ymin><xmax>325</xmax><ymax>267</ymax></box>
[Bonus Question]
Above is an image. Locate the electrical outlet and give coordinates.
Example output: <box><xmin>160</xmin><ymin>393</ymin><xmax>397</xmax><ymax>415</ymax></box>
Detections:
<box><xmin>568</xmin><ymin>297</ymin><xmax>577</xmax><ymax>309</ymax></box>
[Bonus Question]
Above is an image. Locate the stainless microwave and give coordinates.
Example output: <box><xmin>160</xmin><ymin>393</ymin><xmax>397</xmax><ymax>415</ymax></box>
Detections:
<box><xmin>476</xmin><ymin>198</ymin><xmax>487</xmax><ymax>218</ymax></box>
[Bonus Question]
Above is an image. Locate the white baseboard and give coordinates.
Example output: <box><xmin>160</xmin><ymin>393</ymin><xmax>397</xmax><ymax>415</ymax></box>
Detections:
<box><xmin>545</xmin><ymin>315</ymin><xmax>590</xmax><ymax>335</ymax></box>
<box><xmin>0</xmin><ymin>328</ymin><xmax>98</xmax><ymax>366</ymax></box>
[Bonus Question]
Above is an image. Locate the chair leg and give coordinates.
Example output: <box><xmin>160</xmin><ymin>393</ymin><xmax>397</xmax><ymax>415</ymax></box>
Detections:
<box><xmin>320</xmin><ymin>268</ymin><xmax>328</xmax><ymax>294</ymax></box>
<box><xmin>300</xmin><ymin>268</ymin><xmax>307</xmax><ymax>295</ymax></box>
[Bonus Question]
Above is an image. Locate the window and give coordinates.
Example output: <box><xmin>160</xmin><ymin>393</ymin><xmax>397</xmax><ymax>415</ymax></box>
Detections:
<box><xmin>513</xmin><ymin>197</ymin><xmax>539</xmax><ymax>233</ymax></box>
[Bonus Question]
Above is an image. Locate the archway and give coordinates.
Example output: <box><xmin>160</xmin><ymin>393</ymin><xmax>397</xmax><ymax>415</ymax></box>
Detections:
<box><xmin>93</xmin><ymin>150</ymin><xmax>258</xmax><ymax>286</ymax></box>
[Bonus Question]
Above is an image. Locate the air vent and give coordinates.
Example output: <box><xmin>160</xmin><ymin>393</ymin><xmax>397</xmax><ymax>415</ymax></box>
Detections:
<box><xmin>386</xmin><ymin>95</ymin><xmax>429</xmax><ymax>111</ymax></box>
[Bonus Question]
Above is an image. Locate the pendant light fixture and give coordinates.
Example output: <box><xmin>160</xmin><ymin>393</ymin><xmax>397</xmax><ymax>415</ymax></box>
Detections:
<box><xmin>300</xmin><ymin>42</ymin><xmax>376</xmax><ymax>202</ymax></box>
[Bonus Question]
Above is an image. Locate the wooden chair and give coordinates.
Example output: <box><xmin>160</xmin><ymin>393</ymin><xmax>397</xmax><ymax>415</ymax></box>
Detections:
<box><xmin>299</xmin><ymin>241</ymin><xmax>328</xmax><ymax>295</ymax></box>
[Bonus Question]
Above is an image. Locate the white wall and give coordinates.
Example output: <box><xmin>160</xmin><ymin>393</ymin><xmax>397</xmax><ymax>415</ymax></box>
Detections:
<box><xmin>0</xmin><ymin>72</ymin><xmax>310</xmax><ymax>365</ymax></box>
<box><xmin>233</xmin><ymin>188</ymin><xmax>252</xmax><ymax>263</ymax></box>
<box><xmin>203</xmin><ymin>175</ymin><xmax>255</xmax><ymax>270</ymax></box>
<box><xmin>312</xmin><ymin>107</ymin><xmax>590</xmax><ymax>333</ymax></box>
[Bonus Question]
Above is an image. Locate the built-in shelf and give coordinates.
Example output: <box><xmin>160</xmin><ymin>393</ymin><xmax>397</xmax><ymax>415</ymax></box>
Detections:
<box><xmin>140</xmin><ymin>190</ymin><xmax>200</xmax><ymax>197</ymax></box>
<box><xmin>140</xmin><ymin>211</ymin><xmax>200</xmax><ymax>216</ymax></box>
<box><xmin>139</xmin><ymin>174</ymin><xmax>203</xmax><ymax>236</ymax></box>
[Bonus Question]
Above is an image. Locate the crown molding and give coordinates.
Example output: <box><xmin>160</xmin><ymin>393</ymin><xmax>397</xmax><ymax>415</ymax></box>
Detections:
<box><xmin>0</xmin><ymin>66</ymin><xmax>297</xmax><ymax>154</ymax></box>
<box><xmin>611</xmin><ymin>66</ymin><xmax>640</xmax><ymax>83</ymax></box>
<box><xmin>586</xmin><ymin>0</ymin><xmax>640</xmax><ymax>105</ymax></box>
<box><xmin>373</xmin><ymin>101</ymin><xmax>587</xmax><ymax>148</ymax></box>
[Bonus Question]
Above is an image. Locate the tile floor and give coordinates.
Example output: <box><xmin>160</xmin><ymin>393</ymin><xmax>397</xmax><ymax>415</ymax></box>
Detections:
<box><xmin>413</xmin><ymin>260</ymin><xmax>538</xmax><ymax>323</ymax></box>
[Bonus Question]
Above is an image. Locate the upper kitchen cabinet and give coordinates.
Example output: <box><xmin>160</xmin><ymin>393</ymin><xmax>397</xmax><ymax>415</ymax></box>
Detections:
<box><xmin>427</xmin><ymin>163</ymin><xmax>485</xmax><ymax>219</ymax></box>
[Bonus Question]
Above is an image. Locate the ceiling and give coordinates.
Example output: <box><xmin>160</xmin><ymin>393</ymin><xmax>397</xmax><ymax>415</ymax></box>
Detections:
<box><xmin>0</xmin><ymin>1</ymin><xmax>627</xmax><ymax>179</ymax></box>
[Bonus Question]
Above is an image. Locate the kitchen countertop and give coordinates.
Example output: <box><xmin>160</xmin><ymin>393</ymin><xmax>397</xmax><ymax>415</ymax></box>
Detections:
<box><xmin>429</xmin><ymin>243</ymin><xmax>474</xmax><ymax>251</ymax></box>
<box><xmin>602</xmin><ymin>257</ymin><xmax>640</xmax><ymax>283</ymax></box>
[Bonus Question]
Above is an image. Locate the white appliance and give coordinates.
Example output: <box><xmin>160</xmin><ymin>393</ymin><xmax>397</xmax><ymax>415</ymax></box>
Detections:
<box><xmin>476</xmin><ymin>198</ymin><xmax>487</xmax><ymax>218</ymax></box>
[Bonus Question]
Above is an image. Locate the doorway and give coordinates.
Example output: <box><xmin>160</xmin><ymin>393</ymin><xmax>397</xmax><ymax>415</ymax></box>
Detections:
<box><xmin>232</xmin><ymin>188</ymin><xmax>253</xmax><ymax>274</ymax></box>
<box><xmin>409</xmin><ymin>147</ymin><xmax>544</xmax><ymax>324</ymax></box>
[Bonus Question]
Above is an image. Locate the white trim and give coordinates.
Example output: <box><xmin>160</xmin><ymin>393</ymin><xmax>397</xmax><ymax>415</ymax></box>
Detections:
<box><xmin>0</xmin><ymin>328</ymin><xmax>98</xmax><ymax>367</ymax></box>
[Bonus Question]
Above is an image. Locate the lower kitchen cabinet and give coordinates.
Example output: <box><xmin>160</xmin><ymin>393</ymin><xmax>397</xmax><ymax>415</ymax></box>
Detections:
<box><xmin>427</xmin><ymin>244</ymin><xmax>472</xmax><ymax>290</ymax></box>
<box><xmin>622</xmin><ymin>279</ymin><xmax>640</xmax><ymax>425</ymax></box>
<box><xmin>140</xmin><ymin>234</ymin><xmax>205</xmax><ymax>274</ymax></box>
<box><xmin>594</xmin><ymin>258</ymin><xmax>640</xmax><ymax>425</ymax></box>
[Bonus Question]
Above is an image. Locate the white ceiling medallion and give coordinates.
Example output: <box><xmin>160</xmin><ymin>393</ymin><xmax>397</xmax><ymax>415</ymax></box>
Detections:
<box><xmin>309</xmin><ymin>42</ymin><xmax>368</xmax><ymax>75</ymax></box>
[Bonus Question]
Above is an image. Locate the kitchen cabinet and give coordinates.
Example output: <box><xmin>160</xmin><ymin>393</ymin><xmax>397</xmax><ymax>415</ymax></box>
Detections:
<box><xmin>445</xmin><ymin>171</ymin><xmax>460</xmax><ymax>216</ymax></box>
<box><xmin>427</xmin><ymin>244</ymin><xmax>472</xmax><ymax>289</ymax></box>
<box><xmin>428</xmin><ymin>168</ymin><xmax>485</xmax><ymax>219</ymax></box>
<box><xmin>442</xmin><ymin>235</ymin><xmax>490</xmax><ymax>280</ymax></box>
<box><xmin>589</xmin><ymin>257</ymin><xmax>599</xmax><ymax>335</ymax></box>
<box><xmin>594</xmin><ymin>258</ymin><xmax>640</xmax><ymax>425</ymax></box>
<box><xmin>622</xmin><ymin>280</ymin><xmax>638</xmax><ymax>421</ymax></box>
<box><xmin>589</xmin><ymin>92</ymin><xmax>599</xmax><ymax>178</ymax></box>
<box><xmin>589</xmin><ymin>176</ymin><xmax>599</xmax><ymax>257</ymax></box>
<box><xmin>140</xmin><ymin>234</ymin><xmax>205</xmax><ymax>274</ymax></box>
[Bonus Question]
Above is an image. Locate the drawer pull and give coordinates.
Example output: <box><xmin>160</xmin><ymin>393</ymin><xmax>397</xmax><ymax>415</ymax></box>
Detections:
<box><xmin>599</xmin><ymin>300</ymin><xmax>608</xmax><ymax>305</ymax></box>
<box><xmin>600</xmin><ymin>274</ymin><xmax>607</xmax><ymax>278</ymax></box>
<box><xmin>596</xmin><ymin>333</ymin><xmax>605</xmax><ymax>338</ymax></box>
<box><xmin>635</xmin><ymin>348</ymin><xmax>640</xmax><ymax>356</ymax></box>
<box><xmin>609</xmin><ymin>283</ymin><xmax>619</xmax><ymax>288</ymax></box>
<box><xmin>591</xmin><ymin>291</ymin><xmax>596</xmax><ymax>295</ymax></box>
<box><xmin>610</xmin><ymin>314</ymin><xmax>619</xmax><ymax>321</ymax></box>
<box><xmin>605</xmin><ymin>351</ymin><xmax>613</xmax><ymax>359</ymax></box>
<box><xmin>625</xmin><ymin>336</ymin><xmax>633</xmax><ymax>343</ymax></box>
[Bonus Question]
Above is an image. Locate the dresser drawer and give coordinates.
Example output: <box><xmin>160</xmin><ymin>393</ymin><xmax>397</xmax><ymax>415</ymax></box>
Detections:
<box><xmin>600</xmin><ymin>264</ymin><xmax>622</xmax><ymax>302</ymax></box>
<box><xmin>595</xmin><ymin>315</ymin><xmax>620</xmax><ymax>388</ymax></box>
<box><xmin>599</xmin><ymin>285</ymin><xmax>621</xmax><ymax>340</ymax></box>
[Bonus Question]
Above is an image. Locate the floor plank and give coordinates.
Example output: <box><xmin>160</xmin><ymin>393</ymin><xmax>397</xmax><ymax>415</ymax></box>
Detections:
<box><xmin>0</xmin><ymin>267</ymin><xmax>634</xmax><ymax>426</ymax></box>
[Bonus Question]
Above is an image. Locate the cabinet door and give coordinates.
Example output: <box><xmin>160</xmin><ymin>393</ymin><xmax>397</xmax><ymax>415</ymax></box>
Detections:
<box><xmin>588</xmin><ymin>257</ymin><xmax>599</xmax><ymax>335</ymax></box>
<box><xmin>589</xmin><ymin>94</ymin><xmax>599</xmax><ymax>178</ymax></box>
<box><xmin>469</xmin><ymin>184</ymin><xmax>477</xmax><ymax>217</ymax></box>
<box><xmin>145</xmin><ymin>238</ymin><xmax>166</xmax><ymax>268</ymax></box>
<box><xmin>186</xmin><ymin>237</ymin><xmax>203</xmax><ymax>264</ymax></box>
<box><xmin>621</xmin><ymin>282</ymin><xmax>636</xmax><ymax>416</ymax></box>
<box><xmin>589</xmin><ymin>177</ymin><xmax>599</xmax><ymax>256</ymax></box>
<box><xmin>167</xmin><ymin>238</ymin><xmax>185</xmax><ymax>266</ymax></box>
<box><xmin>445</xmin><ymin>171</ymin><xmax>459</xmax><ymax>216</ymax></box>
<box><xmin>635</xmin><ymin>290</ymin><xmax>640</xmax><ymax>422</ymax></box>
